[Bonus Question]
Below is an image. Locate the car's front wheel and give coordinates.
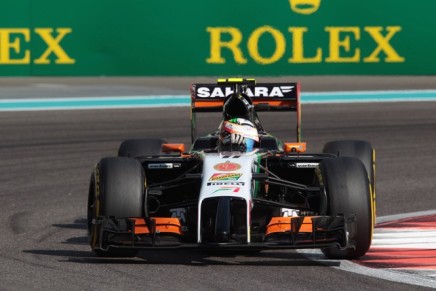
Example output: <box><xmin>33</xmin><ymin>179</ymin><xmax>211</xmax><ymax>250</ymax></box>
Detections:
<box><xmin>87</xmin><ymin>157</ymin><xmax>145</xmax><ymax>257</ymax></box>
<box><xmin>317</xmin><ymin>157</ymin><xmax>374</xmax><ymax>259</ymax></box>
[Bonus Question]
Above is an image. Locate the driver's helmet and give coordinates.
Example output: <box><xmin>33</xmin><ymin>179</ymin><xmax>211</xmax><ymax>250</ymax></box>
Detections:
<box><xmin>219</xmin><ymin>118</ymin><xmax>259</xmax><ymax>152</ymax></box>
<box><xmin>223</xmin><ymin>93</ymin><xmax>253</xmax><ymax>120</ymax></box>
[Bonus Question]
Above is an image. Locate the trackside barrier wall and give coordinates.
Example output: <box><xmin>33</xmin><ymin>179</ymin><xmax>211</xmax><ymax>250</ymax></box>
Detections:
<box><xmin>0</xmin><ymin>0</ymin><xmax>435</xmax><ymax>76</ymax></box>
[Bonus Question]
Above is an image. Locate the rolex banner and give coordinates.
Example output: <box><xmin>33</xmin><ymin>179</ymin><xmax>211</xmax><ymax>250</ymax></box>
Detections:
<box><xmin>0</xmin><ymin>0</ymin><xmax>435</xmax><ymax>76</ymax></box>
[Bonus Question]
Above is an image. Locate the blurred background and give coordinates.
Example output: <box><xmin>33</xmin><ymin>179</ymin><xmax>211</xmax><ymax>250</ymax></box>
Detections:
<box><xmin>1</xmin><ymin>0</ymin><xmax>435</xmax><ymax>76</ymax></box>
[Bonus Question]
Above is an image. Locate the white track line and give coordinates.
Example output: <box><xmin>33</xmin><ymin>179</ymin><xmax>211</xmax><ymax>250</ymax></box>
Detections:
<box><xmin>298</xmin><ymin>210</ymin><xmax>436</xmax><ymax>288</ymax></box>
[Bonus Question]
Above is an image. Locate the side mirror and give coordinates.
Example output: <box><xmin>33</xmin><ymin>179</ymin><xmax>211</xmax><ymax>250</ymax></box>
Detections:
<box><xmin>284</xmin><ymin>142</ymin><xmax>307</xmax><ymax>153</ymax></box>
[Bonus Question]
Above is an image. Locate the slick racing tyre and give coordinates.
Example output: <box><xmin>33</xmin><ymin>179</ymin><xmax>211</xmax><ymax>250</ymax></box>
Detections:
<box><xmin>118</xmin><ymin>138</ymin><xmax>166</xmax><ymax>157</ymax></box>
<box><xmin>87</xmin><ymin>157</ymin><xmax>145</xmax><ymax>257</ymax></box>
<box><xmin>323</xmin><ymin>140</ymin><xmax>376</xmax><ymax>229</ymax></box>
<box><xmin>323</xmin><ymin>140</ymin><xmax>375</xmax><ymax>199</ymax></box>
<box><xmin>318</xmin><ymin>157</ymin><xmax>373</xmax><ymax>259</ymax></box>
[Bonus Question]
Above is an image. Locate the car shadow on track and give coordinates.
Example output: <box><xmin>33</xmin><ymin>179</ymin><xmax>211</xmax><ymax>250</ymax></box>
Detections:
<box><xmin>23</xmin><ymin>218</ymin><xmax>340</xmax><ymax>267</ymax></box>
<box><xmin>24</xmin><ymin>249</ymin><xmax>340</xmax><ymax>267</ymax></box>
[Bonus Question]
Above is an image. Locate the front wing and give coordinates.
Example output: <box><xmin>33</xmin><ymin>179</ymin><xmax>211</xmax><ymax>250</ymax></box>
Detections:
<box><xmin>91</xmin><ymin>214</ymin><xmax>356</xmax><ymax>251</ymax></box>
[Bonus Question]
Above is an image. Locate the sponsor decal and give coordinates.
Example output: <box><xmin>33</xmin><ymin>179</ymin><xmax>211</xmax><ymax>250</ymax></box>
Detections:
<box><xmin>206</xmin><ymin>1</ymin><xmax>404</xmax><ymax>66</ymax></box>
<box><xmin>213</xmin><ymin>161</ymin><xmax>241</xmax><ymax>171</ymax></box>
<box><xmin>207</xmin><ymin>182</ymin><xmax>245</xmax><ymax>186</ymax></box>
<box><xmin>0</xmin><ymin>28</ymin><xmax>75</xmax><ymax>65</ymax></box>
<box><xmin>288</xmin><ymin>162</ymin><xmax>319</xmax><ymax>168</ymax></box>
<box><xmin>289</xmin><ymin>0</ymin><xmax>321</xmax><ymax>15</ymax></box>
<box><xmin>196</xmin><ymin>85</ymin><xmax>294</xmax><ymax>98</ymax></box>
<box><xmin>206</xmin><ymin>25</ymin><xmax>404</xmax><ymax>66</ymax></box>
<box><xmin>170</xmin><ymin>207</ymin><xmax>186</xmax><ymax>224</ymax></box>
<box><xmin>148</xmin><ymin>163</ymin><xmax>181</xmax><ymax>169</ymax></box>
<box><xmin>281</xmin><ymin>208</ymin><xmax>299</xmax><ymax>217</ymax></box>
<box><xmin>209</xmin><ymin>173</ymin><xmax>242</xmax><ymax>181</ymax></box>
<box><xmin>212</xmin><ymin>186</ymin><xmax>241</xmax><ymax>194</ymax></box>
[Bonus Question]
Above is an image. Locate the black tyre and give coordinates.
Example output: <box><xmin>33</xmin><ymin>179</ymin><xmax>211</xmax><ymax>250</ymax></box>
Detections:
<box><xmin>318</xmin><ymin>157</ymin><xmax>374</xmax><ymax>259</ymax></box>
<box><xmin>323</xmin><ymin>140</ymin><xmax>376</xmax><ymax>229</ymax></box>
<box><xmin>88</xmin><ymin>157</ymin><xmax>145</xmax><ymax>257</ymax></box>
<box><xmin>118</xmin><ymin>138</ymin><xmax>166</xmax><ymax>157</ymax></box>
<box><xmin>323</xmin><ymin>140</ymin><xmax>375</xmax><ymax>197</ymax></box>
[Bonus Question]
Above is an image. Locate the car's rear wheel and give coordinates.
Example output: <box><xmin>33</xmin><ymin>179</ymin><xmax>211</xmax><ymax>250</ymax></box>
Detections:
<box><xmin>118</xmin><ymin>138</ymin><xmax>166</xmax><ymax>157</ymax></box>
<box><xmin>318</xmin><ymin>157</ymin><xmax>373</xmax><ymax>259</ymax></box>
<box><xmin>88</xmin><ymin>157</ymin><xmax>145</xmax><ymax>257</ymax></box>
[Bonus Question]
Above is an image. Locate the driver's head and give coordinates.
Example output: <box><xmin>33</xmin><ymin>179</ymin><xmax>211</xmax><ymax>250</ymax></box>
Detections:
<box><xmin>219</xmin><ymin>118</ymin><xmax>259</xmax><ymax>152</ymax></box>
<box><xmin>223</xmin><ymin>93</ymin><xmax>253</xmax><ymax>120</ymax></box>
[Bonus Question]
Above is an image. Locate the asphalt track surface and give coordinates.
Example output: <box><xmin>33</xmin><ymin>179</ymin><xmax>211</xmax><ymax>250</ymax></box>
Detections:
<box><xmin>1</xmin><ymin>77</ymin><xmax>436</xmax><ymax>290</ymax></box>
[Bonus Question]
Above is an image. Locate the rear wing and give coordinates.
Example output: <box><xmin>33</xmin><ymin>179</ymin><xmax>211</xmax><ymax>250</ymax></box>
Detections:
<box><xmin>191</xmin><ymin>82</ymin><xmax>300</xmax><ymax>112</ymax></box>
<box><xmin>190</xmin><ymin>79</ymin><xmax>301</xmax><ymax>143</ymax></box>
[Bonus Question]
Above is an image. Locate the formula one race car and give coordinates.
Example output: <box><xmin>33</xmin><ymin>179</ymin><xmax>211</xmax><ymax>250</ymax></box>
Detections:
<box><xmin>87</xmin><ymin>78</ymin><xmax>376</xmax><ymax>259</ymax></box>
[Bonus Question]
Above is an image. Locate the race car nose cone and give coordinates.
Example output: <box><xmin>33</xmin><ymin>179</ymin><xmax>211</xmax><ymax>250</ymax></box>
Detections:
<box><xmin>214</xmin><ymin>197</ymin><xmax>232</xmax><ymax>243</ymax></box>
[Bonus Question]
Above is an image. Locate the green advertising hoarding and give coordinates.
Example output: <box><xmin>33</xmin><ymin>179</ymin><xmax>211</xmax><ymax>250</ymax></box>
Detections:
<box><xmin>0</xmin><ymin>0</ymin><xmax>434</xmax><ymax>76</ymax></box>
